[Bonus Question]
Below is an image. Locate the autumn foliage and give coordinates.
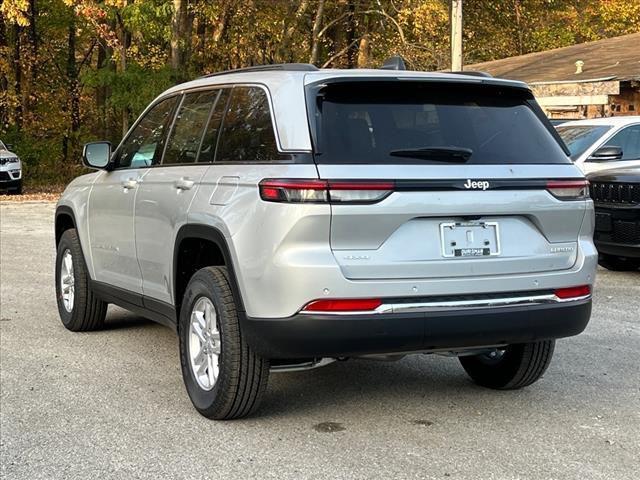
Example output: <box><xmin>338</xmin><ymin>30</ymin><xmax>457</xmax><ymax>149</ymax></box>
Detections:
<box><xmin>1</xmin><ymin>0</ymin><xmax>638</xmax><ymax>187</ymax></box>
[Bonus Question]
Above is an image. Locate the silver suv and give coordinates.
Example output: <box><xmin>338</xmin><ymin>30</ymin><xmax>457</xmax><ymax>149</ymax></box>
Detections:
<box><xmin>55</xmin><ymin>63</ymin><xmax>597</xmax><ymax>420</ymax></box>
<box><xmin>0</xmin><ymin>140</ymin><xmax>22</xmax><ymax>194</ymax></box>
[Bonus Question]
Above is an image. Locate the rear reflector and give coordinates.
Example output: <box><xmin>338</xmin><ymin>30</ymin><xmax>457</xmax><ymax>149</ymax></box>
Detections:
<box><xmin>547</xmin><ymin>180</ymin><xmax>589</xmax><ymax>200</ymax></box>
<box><xmin>301</xmin><ymin>298</ymin><xmax>383</xmax><ymax>312</ymax></box>
<box><xmin>259</xmin><ymin>179</ymin><xmax>394</xmax><ymax>204</ymax></box>
<box><xmin>554</xmin><ymin>285</ymin><xmax>591</xmax><ymax>299</ymax></box>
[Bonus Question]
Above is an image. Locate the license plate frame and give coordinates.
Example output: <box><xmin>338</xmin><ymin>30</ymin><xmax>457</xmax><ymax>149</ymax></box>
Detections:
<box><xmin>594</xmin><ymin>212</ymin><xmax>612</xmax><ymax>232</ymax></box>
<box><xmin>440</xmin><ymin>221</ymin><xmax>501</xmax><ymax>258</ymax></box>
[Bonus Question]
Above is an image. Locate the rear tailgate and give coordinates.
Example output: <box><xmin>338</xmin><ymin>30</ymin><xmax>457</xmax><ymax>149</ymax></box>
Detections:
<box><xmin>320</xmin><ymin>164</ymin><xmax>586</xmax><ymax>280</ymax></box>
<box><xmin>308</xmin><ymin>80</ymin><xmax>587</xmax><ymax>281</ymax></box>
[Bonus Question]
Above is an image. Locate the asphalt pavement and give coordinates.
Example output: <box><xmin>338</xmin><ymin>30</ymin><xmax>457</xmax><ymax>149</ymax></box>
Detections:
<box><xmin>1</xmin><ymin>201</ymin><xmax>639</xmax><ymax>480</ymax></box>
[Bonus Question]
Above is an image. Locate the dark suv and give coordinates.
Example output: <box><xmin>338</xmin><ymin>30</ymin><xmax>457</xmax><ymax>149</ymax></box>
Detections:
<box><xmin>588</xmin><ymin>166</ymin><xmax>640</xmax><ymax>270</ymax></box>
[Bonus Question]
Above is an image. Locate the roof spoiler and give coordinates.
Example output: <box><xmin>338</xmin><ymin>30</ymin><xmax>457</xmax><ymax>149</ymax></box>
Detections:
<box><xmin>442</xmin><ymin>70</ymin><xmax>493</xmax><ymax>78</ymax></box>
<box><xmin>380</xmin><ymin>55</ymin><xmax>407</xmax><ymax>71</ymax></box>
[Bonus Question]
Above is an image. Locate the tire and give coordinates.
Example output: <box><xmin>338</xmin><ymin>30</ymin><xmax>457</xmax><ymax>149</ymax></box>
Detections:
<box><xmin>459</xmin><ymin>340</ymin><xmax>555</xmax><ymax>390</ymax></box>
<box><xmin>598</xmin><ymin>254</ymin><xmax>640</xmax><ymax>271</ymax></box>
<box><xmin>179</xmin><ymin>266</ymin><xmax>269</xmax><ymax>420</ymax></box>
<box><xmin>55</xmin><ymin>229</ymin><xmax>107</xmax><ymax>331</ymax></box>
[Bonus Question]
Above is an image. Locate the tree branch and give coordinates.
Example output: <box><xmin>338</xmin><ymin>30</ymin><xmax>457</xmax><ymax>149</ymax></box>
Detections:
<box><xmin>361</xmin><ymin>9</ymin><xmax>405</xmax><ymax>44</ymax></box>
<box><xmin>322</xmin><ymin>36</ymin><xmax>363</xmax><ymax>68</ymax></box>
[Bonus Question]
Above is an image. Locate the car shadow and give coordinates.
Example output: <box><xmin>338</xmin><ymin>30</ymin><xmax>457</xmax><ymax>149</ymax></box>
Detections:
<box><xmin>259</xmin><ymin>356</ymin><xmax>491</xmax><ymax>419</ymax></box>
<box><xmin>101</xmin><ymin>305</ymin><xmax>159</xmax><ymax>331</ymax></box>
<box><xmin>93</xmin><ymin>307</ymin><xmax>575</xmax><ymax>423</ymax></box>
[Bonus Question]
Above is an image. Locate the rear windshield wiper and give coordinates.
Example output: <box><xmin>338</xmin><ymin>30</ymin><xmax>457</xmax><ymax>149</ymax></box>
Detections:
<box><xmin>389</xmin><ymin>146</ymin><xmax>473</xmax><ymax>162</ymax></box>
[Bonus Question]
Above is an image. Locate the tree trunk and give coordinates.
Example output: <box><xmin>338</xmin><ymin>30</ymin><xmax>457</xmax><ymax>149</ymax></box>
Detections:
<box><xmin>116</xmin><ymin>12</ymin><xmax>130</xmax><ymax>136</ymax></box>
<box><xmin>171</xmin><ymin>0</ymin><xmax>193</xmax><ymax>80</ymax></box>
<box><xmin>345</xmin><ymin>0</ymin><xmax>357</xmax><ymax>68</ymax></box>
<box><xmin>194</xmin><ymin>15</ymin><xmax>206</xmax><ymax>71</ymax></box>
<box><xmin>67</xmin><ymin>23</ymin><xmax>79</xmax><ymax>134</ymax></box>
<box><xmin>28</xmin><ymin>0</ymin><xmax>38</xmax><ymax>82</ymax></box>
<box><xmin>309</xmin><ymin>0</ymin><xmax>325</xmax><ymax>65</ymax></box>
<box><xmin>63</xmin><ymin>21</ymin><xmax>79</xmax><ymax>164</ymax></box>
<box><xmin>357</xmin><ymin>12</ymin><xmax>371</xmax><ymax>68</ymax></box>
<box><xmin>514</xmin><ymin>0</ymin><xmax>524</xmax><ymax>56</ymax></box>
<box><xmin>96</xmin><ymin>38</ymin><xmax>112</xmax><ymax>139</ymax></box>
<box><xmin>211</xmin><ymin>1</ymin><xmax>233</xmax><ymax>43</ymax></box>
<box><xmin>12</xmin><ymin>24</ymin><xmax>23</xmax><ymax>128</ymax></box>
<box><xmin>0</xmin><ymin>10</ymin><xmax>8</xmax><ymax>127</ymax></box>
<box><xmin>278</xmin><ymin>0</ymin><xmax>309</xmax><ymax>63</ymax></box>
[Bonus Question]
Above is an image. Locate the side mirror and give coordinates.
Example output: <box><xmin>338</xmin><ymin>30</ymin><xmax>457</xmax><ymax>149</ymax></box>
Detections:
<box><xmin>82</xmin><ymin>141</ymin><xmax>112</xmax><ymax>169</ymax></box>
<box><xmin>588</xmin><ymin>146</ymin><xmax>623</xmax><ymax>162</ymax></box>
<box><xmin>6</xmin><ymin>144</ymin><xmax>14</xmax><ymax>151</ymax></box>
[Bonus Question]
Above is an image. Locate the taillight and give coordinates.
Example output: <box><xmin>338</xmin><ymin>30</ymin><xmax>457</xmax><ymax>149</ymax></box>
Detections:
<box><xmin>547</xmin><ymin>180</ymin><xmax>589</xmax><ymax>200</ymax></box>
<box><xmin>301</xmin><ymin>298</ymin><xmax>383</xmax><ymax>313</ymax></box>
<box><xmin>554</xmin><ymin>285</ymin><xmax>591</xmax><ymax>299</ymax></box>
<box><xmin>259</xmin><ymin>179</ymin><xmax>394</xmax><ymax>204</ymax></box>
<box><xmin>328</xmin><ymin>181</ymin><xmax>394</xmax><ymax>203</ymax></box>
<box><xmin>258</xmin><ymin>179</ymin><xmax>327</xmax><ymax>203</ymax></box>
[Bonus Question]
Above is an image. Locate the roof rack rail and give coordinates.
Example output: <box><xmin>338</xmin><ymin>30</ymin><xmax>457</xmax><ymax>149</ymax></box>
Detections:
<box><xmin>201</xmin><ymin>63</ymin><xmax>319</xmax><ymax>78</ymax></box>
<box><xmin>443</xmin><ymin>70</ymin><xmax>493</xmax><ymax>78</ymax></box>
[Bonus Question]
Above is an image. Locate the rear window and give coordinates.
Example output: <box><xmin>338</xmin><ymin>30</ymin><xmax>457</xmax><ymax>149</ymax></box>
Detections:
<box><xmin>309</xmin><ymin>82</ymin><xmax>570</xmax><ymax>165</ymax></box>
<box><xmin>556</xmin><ymin>125</ymin><xmax>612</xmax><ymax>160</ymax></box>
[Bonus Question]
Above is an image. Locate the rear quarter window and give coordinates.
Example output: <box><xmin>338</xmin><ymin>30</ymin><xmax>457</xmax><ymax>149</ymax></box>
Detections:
<box><xmin>216</xmin><ymin>86</ymin><xmax>279</xmax><ymax>162</ymax></box>
<box><xmin>308</xmin><ymin>81</ymin><xmax>570</xmax><ymax>165</ymax></box>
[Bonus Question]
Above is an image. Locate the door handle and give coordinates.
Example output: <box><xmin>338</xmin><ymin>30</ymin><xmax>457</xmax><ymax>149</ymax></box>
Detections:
<box><xmin>121</xmin><ymin>179</ymin><xmax>138</xmax><ymax>190</ymax></box>
<box><xmin>175</xmin><ymin>178</ymin><xmax>195</xmax><ymax>191</ymax></box>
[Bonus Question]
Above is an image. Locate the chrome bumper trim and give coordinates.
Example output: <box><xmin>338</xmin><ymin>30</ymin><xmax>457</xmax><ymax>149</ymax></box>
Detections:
<box><xmin>301</xmin><ymin>293</ymin><xmax>591</xmax><ymax>315</ymax></box>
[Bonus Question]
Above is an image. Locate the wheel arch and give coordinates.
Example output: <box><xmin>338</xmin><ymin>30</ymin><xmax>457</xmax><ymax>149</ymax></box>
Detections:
<box><xmin>173</xmin><ymin>224</ymin><xmax>246</xmax><ymax>319</ymax></box>
<box><xmin>55</xmin><ymin>205</ymin><xmax>77</xmax><ymax>246</ymax></box>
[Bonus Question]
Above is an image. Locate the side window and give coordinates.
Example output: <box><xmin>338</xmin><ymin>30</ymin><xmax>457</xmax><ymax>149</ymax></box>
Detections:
<box><xmin>162</xmin><ymin>90</ymin><xmax>218</xmax><ymax>165</ymax></box>
<box><xmin>117</xmin><ymin>96</ymin><xmax>178</xmax><ymax>169</ymax></box>
<box><xmin>216</xmin><ymin>86</ymin><xmax>279</xmax><ymax>162</ymax></box>
<box><xmin>603</xmin><ymin>125</ymin><xmax>640</xmax><ymax>160</ymax></box>
<box><xmin>198</xmin><ymin>89</ymin><xmax>230</xmax><ymax>164</ymax></box>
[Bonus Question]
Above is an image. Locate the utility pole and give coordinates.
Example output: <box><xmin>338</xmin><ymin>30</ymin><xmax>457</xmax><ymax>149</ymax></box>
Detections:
<box><xmin>451</xmin><ymin>0</ymin><xmax>463</xmax><ymax>71</ymax></box>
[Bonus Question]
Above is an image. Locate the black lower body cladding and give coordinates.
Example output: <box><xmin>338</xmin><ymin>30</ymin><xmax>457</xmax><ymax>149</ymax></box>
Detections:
<box><xmin>243</xmin><ymin>299</ymin><xmax>592</xmax><ymax>359</ymax></box>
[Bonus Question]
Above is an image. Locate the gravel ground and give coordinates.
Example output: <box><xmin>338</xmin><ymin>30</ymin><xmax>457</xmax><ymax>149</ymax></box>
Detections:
<box><xmin>1</xmin><ymin>202</ymin><xmax>639</xmax><ymax>480</ymax></box>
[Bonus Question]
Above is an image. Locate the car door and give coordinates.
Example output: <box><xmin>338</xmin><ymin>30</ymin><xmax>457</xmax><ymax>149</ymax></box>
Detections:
<box><xmin>584</xmin><ymin>124</ymin><xmax>640</xmax><ymax>173</ymax></box>
<box><xmin>88</xmin><ymin>96</ymin><xmax>178</xmax><ymax>294</ymax></box>
<box><xmin>134</xmin><ymin>89</ymin><xmax>223</xmax><ymax>305</ymax></box>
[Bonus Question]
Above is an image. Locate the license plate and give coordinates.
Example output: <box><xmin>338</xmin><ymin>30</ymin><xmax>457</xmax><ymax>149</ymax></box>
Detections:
<box><xmin>440</xmin><ymin>221</ymin><xmax>500</xmax><ymax>258</ymax></box>
<box><xmin>595</xmin><ymin>212</ymin><xmax>612</xmax><ymax>232</ymax></box>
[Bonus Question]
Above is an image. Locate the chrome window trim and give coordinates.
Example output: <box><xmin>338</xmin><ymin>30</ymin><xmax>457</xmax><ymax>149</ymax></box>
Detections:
<box><xmin>159</xmin><ymin>82</ymin><xmax>298</xmax><ymax>154</ymax></box>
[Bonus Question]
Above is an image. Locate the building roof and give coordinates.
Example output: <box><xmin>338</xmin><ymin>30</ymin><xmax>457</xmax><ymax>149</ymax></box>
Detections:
<box><xmin>467</xmin><ymin>33</ymin><xmax>640</xmax><ymax>84</ymax></box>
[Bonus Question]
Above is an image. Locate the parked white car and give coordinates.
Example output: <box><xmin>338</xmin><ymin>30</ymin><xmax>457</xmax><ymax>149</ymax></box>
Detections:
<box><xmin>556</xmin><ymin>117</ymin><xmax>640</xmax><ymax>174</ymax></box>
<box><xmin>0</xmin><ymin>140</ymin><xmax>22</xmax><ymax>194</ymax></box>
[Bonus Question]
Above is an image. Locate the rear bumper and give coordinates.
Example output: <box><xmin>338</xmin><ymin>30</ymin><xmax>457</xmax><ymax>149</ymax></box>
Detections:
<box><xmin>243</xmin><ymin>298</ymin><xmax>592</xmax><ymax>359</ymax></box>
<box><xmin>595</xmin><ymin>240</ymin><xmax>640</xmax><ymax>258</ymax></box>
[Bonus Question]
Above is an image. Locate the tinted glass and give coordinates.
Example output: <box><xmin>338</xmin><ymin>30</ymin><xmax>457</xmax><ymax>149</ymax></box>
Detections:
<box><xmin>198</xmin><ymin>89</ymin><xmax>230</xmax><ymax>163</ymax></box>
<box><xmin>163</xmin><ymin>91</ymin><xmax>218</xmax><ymax>165</ymax></box>
<box><xmin>216</xmin><ymin>87</ymin><xmax>278</xmax><ymax>162</ymax></box>
<box><xmin>311</xmin><ymin>82</ymin><xmax>570</xmax><ymax>165</ymax></box>
<box><xmin>603</xmin><ymin>125</ymin><xmax>640</xmax><ymax>161</ymax></box>
<box><xmin>117</xmin><ymin>96</ymin><xmax>178</xmax><ymax>168</ymax></box>
<box><xmin>556</xmin><ymin>125</ymin><xmax>612</xmax><ymax>160</ymax></box>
